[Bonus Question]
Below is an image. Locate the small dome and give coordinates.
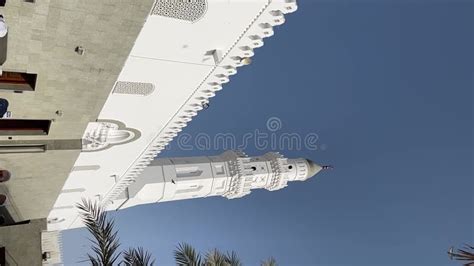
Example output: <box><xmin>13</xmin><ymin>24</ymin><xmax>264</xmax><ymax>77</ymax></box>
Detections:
<box><xmin>305</xmin><ymin>159</ymin><xmax>322</xmax><ymax>179</ymax></box>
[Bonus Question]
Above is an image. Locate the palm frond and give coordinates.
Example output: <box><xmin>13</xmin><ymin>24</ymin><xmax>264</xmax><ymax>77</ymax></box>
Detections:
<box><xmin>224</xmin><ymin>251</ymin><xmax>242</xmax><ymax>266</ymax></box>
<box><xmin>87</xmin><ymin>254</ymin><xmax>100</xmax><ymax>266</ymax></box>
<box><xmin>261</xmin><ymin>257</ymin><xmax>277</xmax><ymax>266</ymax></box>
<box><xmin>122</xmin><ymin>248</ymin><xmax>136</xmax><ymax>265</ymax></box>
<box><xmin>122</xmin><ymin>247</ymin><xmax>155</xmax><ymax>266</ymax></box>
<box><xmin>174</xmin><ymin>243</ymin><xmax>202</xmax><ymax>266</ymax></box>
<box><xmin>204</xmin><ymin>249</ymin><xmax>227</xmax><ymax>266</ymax></box>
<box><xmin>77</xmin><ymin>198</ymin><xmax>121</xmax><ymax>266</ymax></box>
<box><xmin>448</xmin><ymin>244</ymin><xmax>474</xmax><ymax>262</ymax></box>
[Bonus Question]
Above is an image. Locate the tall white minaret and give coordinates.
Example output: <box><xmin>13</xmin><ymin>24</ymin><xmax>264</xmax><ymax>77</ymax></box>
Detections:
<box><xmin>47</xmin><ymin>150</ymin><xmax>327</xmax><ymax>231</ymax></box>
<box><xmin>115</xmin><ymin>151</ymin><xmax>326</xmax><ymax>210</ymax></box>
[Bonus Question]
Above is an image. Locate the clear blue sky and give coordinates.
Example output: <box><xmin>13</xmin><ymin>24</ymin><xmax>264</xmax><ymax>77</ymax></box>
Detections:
<box><xmin>63</xmin><ymin>1</ymin><xmax>473</xmax><ymax>265</ymax></box>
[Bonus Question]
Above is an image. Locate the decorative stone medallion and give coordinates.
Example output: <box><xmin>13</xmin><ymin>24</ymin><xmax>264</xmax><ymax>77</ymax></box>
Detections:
<box><xmin>82</xmin><ymin>120</ymin><xmax>141</xmax><ymax>152</ymax></box>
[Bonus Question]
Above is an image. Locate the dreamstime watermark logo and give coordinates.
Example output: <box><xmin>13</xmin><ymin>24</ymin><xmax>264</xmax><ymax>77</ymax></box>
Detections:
<box><xmin>171</xmin><ymin>117</ymin><xmax>326</xmax><ymax>152</ymax></box>
<box><xmin>266</xmin><ymin>117</ymin><xmax>282</xmax><ymax>132</ymax></box>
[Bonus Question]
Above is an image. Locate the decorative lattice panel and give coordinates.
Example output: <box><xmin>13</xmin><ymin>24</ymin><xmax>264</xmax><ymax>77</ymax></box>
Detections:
<box><xmin>112</xmin><ymin>81</ymin><xmax>155</xmax><ymax>96</ymax></box>
<box><xmin>152</xmin><ymin>0</ymin><xmax>207</xmax><ymax>22</ymax></box>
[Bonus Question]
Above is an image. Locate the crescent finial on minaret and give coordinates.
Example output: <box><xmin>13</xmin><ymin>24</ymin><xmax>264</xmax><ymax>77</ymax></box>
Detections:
<box><xmin>322</xmin><ymin>165</ymin><xmax>333</xmax><ymax>170</ymax></box>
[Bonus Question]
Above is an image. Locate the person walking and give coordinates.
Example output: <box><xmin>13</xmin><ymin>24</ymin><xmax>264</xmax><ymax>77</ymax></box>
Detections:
<box><xmin>0</xmin><ymin>14</ymin><xmax>6</xmax><ymax>71</ymax></box>
<box><xmin>0</xmin><ymin>98</ymin><xmax>8</xmax><ymax>117</ymax></box>
<box><xmin>0</xmin><ymin>15</ymin><xmax>7</xmax><ymax>38</ymax></box>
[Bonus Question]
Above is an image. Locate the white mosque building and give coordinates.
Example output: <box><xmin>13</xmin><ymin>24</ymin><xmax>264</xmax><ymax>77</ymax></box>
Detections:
<box><xmin>45</xmin><ymin>0</ymin><xmax>312</xmax><ymax>231</ymax></box>
<box><xmin>0</xmin><ymin>1</ymin><xmax>326</xmax><ymax>264</ymax></box>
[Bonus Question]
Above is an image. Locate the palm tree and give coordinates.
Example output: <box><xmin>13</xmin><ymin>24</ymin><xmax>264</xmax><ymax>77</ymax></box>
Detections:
<box><xmin>77</xmin><ymin>199</ymin><xmax>275</xmax><ymax>266</ymax></box>
<box><xmin>448</xmin><ymin>244</ymin><xmax>474</xmax><ymax>266</ymax></box>
<box><xmin>204</xmin><ymin>249</ymin><xmax>228</xmax><ymax>266</ymax></box>
<box><xmin>77</xmin><ymin>199</ymin><xmax>155</xmax><ymax>266</ymax></box>
<box><xmin>77</xmin><ymin>199</ymin><xmax>121</xmax><ymax>265</ymax></box>
<box><xmin>174</xmin><ymin>243</ymin><xmax>242</xmax><ymax>266</ymax></box>
<box><xmin>261</xmin><ymin>257</ymin><xmax>277</xmax><ymax>266</ymax></box>
<box><xmin>123</xmin><ymin>247</ymin><xmax>155</xmax><ymax>266</ymax></box>
<box><xmin>174</xmin><ymin>243</ymin><xmax>274</xmax><ymax>266</ymax></box>
<box><xmin>174</xmin><ymin>243</ymin><xmax>202</xmax><ymax>266</ymax></box>
<box><xmin>205</xmin><ymin>249</ymin><xmax>242</xmax><ymax>266</ymax></box>
<box><xmin>223</xmin><ymin>251</ymin><xmax>242</xmax><ymax>266</ymax></box>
